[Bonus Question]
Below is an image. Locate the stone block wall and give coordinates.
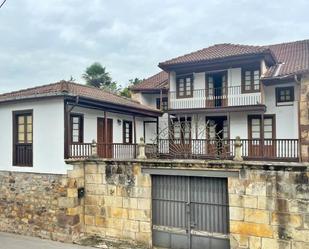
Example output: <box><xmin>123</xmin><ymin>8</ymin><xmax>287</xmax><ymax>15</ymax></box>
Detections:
<box><xmin>0</xmin><ymin>171</ymin><xmax>81</xmax><ymax>242</ymax></box>
<box><xmin>300</xmin><ymin>73</ymin><xmax>309</xmax><ymax>162</ymax></box>
<box><xmin>67</xmin><ymin>160</ymin><xmax>152</xmax><ymax>247</ymax></box>
<box><xmin>229</xmin><ymin>168</ymin><xmax>309</xmax><ymax>249</ymax></box>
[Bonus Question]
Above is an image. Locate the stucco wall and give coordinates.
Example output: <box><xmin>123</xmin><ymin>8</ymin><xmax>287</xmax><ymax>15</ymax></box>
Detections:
<box><xmin>0</xmin><ymin>98</ymin><xmax>67</xmax><ymax>174</ymax></box>
<box><xmin>72</xmin><ymin>106</ymin><xmax>156</xmax><ymax>144</ymax></box>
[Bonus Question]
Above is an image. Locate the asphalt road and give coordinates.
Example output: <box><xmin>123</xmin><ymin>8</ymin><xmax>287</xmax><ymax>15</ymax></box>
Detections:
<box><xmin>0</xmin><ymin>232</ymin><xmax>94</xmax><ymax>249</ymax></box>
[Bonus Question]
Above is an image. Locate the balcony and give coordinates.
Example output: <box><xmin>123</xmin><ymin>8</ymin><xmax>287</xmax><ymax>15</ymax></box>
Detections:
<box><xmin>68</xmin><ymin>138</ymin><xmax>299</xmax><ymax>162</ymax></box>
<box><xmin>169</xmin><ymin>84</ymin><xmax>262</xmax><ymax>110</ymax></box>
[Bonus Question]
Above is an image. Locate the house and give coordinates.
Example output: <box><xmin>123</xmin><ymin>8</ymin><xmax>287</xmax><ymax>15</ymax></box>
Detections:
<box><xmin>0</xmin><ymin>81</ymin><xmax>161</xmax><ymax>174</ymax></box>
<box><xmin>131</xmin><ymin>39</ymin><xmax>309</xmax><ymax>162</ymax></box>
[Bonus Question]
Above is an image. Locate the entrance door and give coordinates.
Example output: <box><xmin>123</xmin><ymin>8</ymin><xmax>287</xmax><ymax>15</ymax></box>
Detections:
<box><xmin>97</xmin><ymin>118</ymin><xmax>113</xmax><ymax>158</ymax></box>
<box><xmin>206</xmin><ymin>72</ymin><xmax>227</xmax><ymax>107</ymax></box>
<box><xmin>206</xmin><ymin>116</ymin><xmax>228</xmax><ymax>157</ymax></box>
<box><xmin>248</xmin><ymin>115</ymin><xmax>275</xmax><ymax>158</ymax></box>
<box><xmin>170</xmin><ymin>118</ymin><xmax>191</xmax><ymax>158</ymax></box>
<box><xmin>152</xmin><ymin>175</ymin><xmax>230</xmax><ymax>249</ymax></box>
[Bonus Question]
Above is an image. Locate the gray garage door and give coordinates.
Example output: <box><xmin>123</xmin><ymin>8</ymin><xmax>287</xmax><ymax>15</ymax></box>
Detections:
<box><xmin>152</xmin><ymin>175</ymin><xmax>230</xmax><ymax>249</ymax></box>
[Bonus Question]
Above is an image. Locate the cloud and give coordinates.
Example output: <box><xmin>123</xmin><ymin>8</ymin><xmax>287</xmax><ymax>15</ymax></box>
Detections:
<box><xmin>0</xmin><ymin>0</ymin><xmax>308</xmax><ymax>92</ymax></box>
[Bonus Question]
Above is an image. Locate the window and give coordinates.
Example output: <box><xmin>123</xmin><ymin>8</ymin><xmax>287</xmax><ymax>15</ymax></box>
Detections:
<box><xmin>276</xmin><ymin>86</ymin><xmax>294</xmax><ymax>103</ymax></box>
<box><xmin>70</xmin><ymin>114</ymin><xmax>83</xmax><ymax>143</ymax></box>
<box><xmin>176</xmin><ymin>75</ymin><xmax>193</xmax><ymax>98</ymax></box>
<box><xmin>248</xmin><ymin>115</ymin><xmax>275</xmax><ymax>140</ymax></box>
<box><xmin>123</xmin><ymin>120</ymin><xmax>132</xmax><ymax>144</ymax></box>
<box><xmin>242</xmin><ymin>68</ymin><xmax>260</xmax><ymax>93</ymax></box>
<box><xmin>13</xmin><ymin>110</ymin><xmax>33</xmax><ymax>166</ymax></box>
<box><xmin>156</xmin><ymin>97</ymin><xmax>168</xmax><ymax>111</ymax></box>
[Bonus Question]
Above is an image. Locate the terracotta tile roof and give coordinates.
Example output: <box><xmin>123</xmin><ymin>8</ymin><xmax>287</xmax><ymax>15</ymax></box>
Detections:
<box><xmin>0</xmin><ymin>81</ymin><xmax>161</xmax><ymax>115</ymax></box>
<box><xmin>262</xmin><ymin>39</ymin><xmax>309</xmax><ymax>78</ymax></box>
<box><xmin>159</xmin><ymin>43</ymin><xmax>271</xmax><ymax>67</ymax></box>
<box><xmin>130</xmin><ymin>71</ymin><xmax>168</xmax><ymax>91</ymax></box>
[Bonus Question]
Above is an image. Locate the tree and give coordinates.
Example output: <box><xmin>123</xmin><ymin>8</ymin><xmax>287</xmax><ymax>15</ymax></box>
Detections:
<box><xmin>82</xmin><ymin>62</ymin><xmax>119</xmax><ymax>93</ymax></box>
<box><xmin>120</xmin><ymin>78</ymin><xmax>143</xmax><ymax>98</ymax></box>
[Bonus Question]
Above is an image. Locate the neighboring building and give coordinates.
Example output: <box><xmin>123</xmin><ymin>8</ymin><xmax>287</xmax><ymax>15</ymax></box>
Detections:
<box><xmin>131</xmin><ymin>40</ymin><xmax>309</xmax><ymax>162</ymax></box>
<box><xmin>0</xmin><ymin>81</ymin><xmax>161</xmax><ymax>173</ymax></box>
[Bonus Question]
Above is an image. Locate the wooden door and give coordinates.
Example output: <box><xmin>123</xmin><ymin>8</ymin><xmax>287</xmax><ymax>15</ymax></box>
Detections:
<box><xmin>206</xmin><ymin>117</ymin><xmax>228</xmax><ymax>157</ymax></box>
<box><xmin>248</xmin><ymin>115</ymin><xmax>275</xmax><ymax>158</ymax></box>
<box><xmin>206</xmin><ymin>72</ymin><xmax>228</xmax><ymax>108</ymax></box>
<box><xmin>97</xmin><ymin>118</ymin><xmax>113</xmax><ymax>158</ymax></box>
<box><xmin>170</xmin><ymin>118</ymin><xmax>191</xmax><ymax>158</ymax></box>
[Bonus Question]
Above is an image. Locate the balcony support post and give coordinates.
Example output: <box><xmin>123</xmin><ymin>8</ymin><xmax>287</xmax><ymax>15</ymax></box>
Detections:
<box><xmin>261</xmin><ymin>113</ymin><xmax>264</xmax><ymax>157</ymax></box>
<box><xmin>133</xmin><ymin>115</ymin><xmax>137</xmax><ymax>158</ymax></box>
<box><xmin>104</xmin><ymin>111</ymin><xmax>107</xmax><ymax>157</ymax></box>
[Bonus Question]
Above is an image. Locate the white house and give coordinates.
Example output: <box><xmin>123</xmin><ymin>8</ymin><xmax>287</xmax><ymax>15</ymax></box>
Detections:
<box><xmin>0</xmin><ymin>81</ymin><xmax>161</xmax><ymax>174</ymax></box>
<box><xmin>131</xmin><ymin>40</ymin><xmax>309</xmax><ymax>162</ymax></box>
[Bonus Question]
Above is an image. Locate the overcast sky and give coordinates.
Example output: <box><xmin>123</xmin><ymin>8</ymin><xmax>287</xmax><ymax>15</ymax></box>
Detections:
<box><xmin>0</xmin><ymin>0</ymin><xmax>308</xmax><ymax>93</ymax></box>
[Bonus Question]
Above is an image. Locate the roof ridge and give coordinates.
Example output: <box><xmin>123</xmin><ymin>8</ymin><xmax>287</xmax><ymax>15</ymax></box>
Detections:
<box><xmin>66</xmin><ymin>81</ymin><xmax>142</xmax><ymax>104</ymax></box>
<box><xmin>0</xmin><ymin>81</ymin><xmax>65</xmax><ymax>97</ymax></box>
<box><xmin>264</xmin><ymin>39</ymin><xmax>309</xmax><ymax>48</ymax></box>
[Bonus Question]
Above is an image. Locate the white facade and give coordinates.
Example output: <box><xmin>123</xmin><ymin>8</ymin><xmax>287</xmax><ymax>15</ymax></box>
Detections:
<box><xmin>0</xmin><ymin>98</ymin><xmax>67</xmax><ymax>174</ymax></box>
<box><xmin>0</xmin><ymin>98</ymin><xmax>158</xmax><ymax>174</ymax></box>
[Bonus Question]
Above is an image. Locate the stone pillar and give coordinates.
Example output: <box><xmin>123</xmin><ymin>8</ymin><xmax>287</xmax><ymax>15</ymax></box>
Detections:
<box><xmin>233</xmin><ymin>136</ymin><xmax>243</xmax><ymax>161</ymax></box>
<box><xmin>58</xmin><ymin>163</ymin><xmax>85</xmax><ymax>240</ymax></box>
<box><xmin>299</xmin><ymin>74</ymin><xmax>309</xmax><ymax>162</ymax></box>
<box><xmin>137</xmin><ymin>137</ymin><xmax>147</xmax><ymax>159</ymax></box>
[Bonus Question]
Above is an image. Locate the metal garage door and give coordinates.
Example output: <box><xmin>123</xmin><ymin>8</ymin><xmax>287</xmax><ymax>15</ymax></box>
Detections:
<box><xmin>152</xmin><ymin>175</ymin><xmax>230</xmax><ymax>249</ymax></box>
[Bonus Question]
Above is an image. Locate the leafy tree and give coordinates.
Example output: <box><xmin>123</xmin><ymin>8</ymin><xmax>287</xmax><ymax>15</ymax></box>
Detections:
<box><xmin>120</xmin><ymin>78</ymin><xmax>143</xmax><ymax>98</ymax></box>
<box><xmin>82</xmin><ymin>62</ymin><xmax>119</xmax><ymax>93</ymax></box>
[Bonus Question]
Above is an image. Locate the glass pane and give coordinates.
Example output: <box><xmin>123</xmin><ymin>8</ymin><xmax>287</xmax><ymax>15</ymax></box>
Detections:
<box><xmin>73</xmin><ymin>130</ymin><xmax>79</xmax><ymax>136</ymax></box>
<box><xmin>73</xmin><ymin>135</ymin><xmax>79</xmax><ymax>142</ymax></box>
<box><xmin>264</xmin><ymin>119</ymin><xmax>272</xmax><ymax>125</ymax></box>
<box><xmin>186</xmin><ymin>77</ymin><xmax>191</xmax><ymax>83</ymax></box>
<box><xmin>73</xmin><ymin>117</ymin><xmax>79</xmax><ymax>123</ymax></box>
<box><xmin>18</xmin><ymin>116</ymin><xmax>24</xmax><ymax>125</ymax></box>
<box><xmin>73</xmin><ymin>123</ymin><xmax>79</xmax><ymax>130</ymax></box>
<box><xmin>245</xmin><ymin>71</ymin><xmax>251</xmax><ymax>76</ymax></box>
<box><xmin>254</xmin><ymin>84</ymin><xmax>260</xmax><ymax>90</ymax></box>
<box><xmin>27</xmin><ymin>133</ymin><xmax>32</xmax><ymax>143</ymax></box>
<box><xmin>252</xmin><ymin>131</ymin><xmax>260</xmax><ymax>139</ymax></box>
<box><xmin>18</xmin><ymin>124</ymin><xmax>24</xmax><ymax>132</ymax></box>
<box><xmin>18</xmin><ymin>133</ymin><xmax>24</xmax><ymax>143</ymax></box>
<box><xmin>252</xmin><ymin>119</ymin><xmax>260</xmax><ymax>126</ymax></box>
<box><xmin>264</xmin><ymin>132</ymin><xmax>272</xmax><ymax>139</ymax></box>
<box><xmin>27</xmin><ymin>115</ymin><xmax>32</xmax><ymax>124</ymax></box>
<box><xmin>264</xmin><ymin>125</ymin><xmax>272</xmax><ymax>132</ymax></box>
<box><xmin>27</xmin><ymin>124</ymin><xmax>32</xmax><ymax>132</ymax></box>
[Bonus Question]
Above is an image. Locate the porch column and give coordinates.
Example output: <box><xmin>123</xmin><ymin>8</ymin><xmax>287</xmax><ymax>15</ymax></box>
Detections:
<box><xmin>133</xmin><ymin>115</ymin><xmax>137</xmax><ymax>158</ymax></box>
<box><xmin>64</xmin><ymin>101</ymin><xmax>70</xmax><ymax>159</ymax></box>
<box><xmin>261</xmin><ymin>113</ymin><xmax>264</xmax><ymax>157</ymax></box>
<box><xmin>156</xmin><ymin>117</ymin><xmax>159</xmax><ymax>144</ymax></box>
<box><xmin>104</xmin><ymin>111</ymin><xmax>107</xmax><ymax>157</ymax></box>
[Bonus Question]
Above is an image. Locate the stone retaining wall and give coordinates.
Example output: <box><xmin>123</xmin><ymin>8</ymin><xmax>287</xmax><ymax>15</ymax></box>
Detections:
<box><xmin>0</xmin><ymin>171</ymin><xmax>81</xmax><ymax>242</ymax></box>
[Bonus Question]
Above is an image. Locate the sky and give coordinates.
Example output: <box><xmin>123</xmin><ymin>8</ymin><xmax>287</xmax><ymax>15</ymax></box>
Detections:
<box><xmin>0</xmin><ymin>0</ymin><xmax>308</xmax><ymax>93</ymax></box>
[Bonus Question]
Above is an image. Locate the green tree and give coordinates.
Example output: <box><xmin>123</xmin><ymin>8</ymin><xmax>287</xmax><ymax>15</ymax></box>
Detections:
<box><xmin>120</xmin><ymin>78</ymin><xmax>143</xmax><ymax>98</ymax></box>
<box><xmin>82</xmin><ymin>62</ymin><xmax>119</xmax><ymax>93</ymax></box>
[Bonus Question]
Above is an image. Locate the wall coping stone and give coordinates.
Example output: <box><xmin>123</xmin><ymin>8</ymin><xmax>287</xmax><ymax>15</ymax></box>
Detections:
<box><xmin>65</xmin><ymin>159</ymin><xmax>309</xmax><ymax>172</ymax></box>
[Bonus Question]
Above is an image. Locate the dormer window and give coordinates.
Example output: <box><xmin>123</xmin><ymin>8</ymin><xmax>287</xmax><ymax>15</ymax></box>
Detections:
<box><xmin>176</xmin><ymin>75</ymin><xmax>193</xmax><ymax>98</ymax></box>
<box><xmin>242</xmin><ymin>68</ymin><xmax>260</xmax><ymax>93</ymax></box>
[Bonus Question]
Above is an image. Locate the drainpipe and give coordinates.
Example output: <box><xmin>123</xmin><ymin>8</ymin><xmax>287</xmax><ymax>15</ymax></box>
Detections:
<box><xmin>295</xmin><ymin>74</ymin><xmax>302</xmax><ymax>162</ymax></box>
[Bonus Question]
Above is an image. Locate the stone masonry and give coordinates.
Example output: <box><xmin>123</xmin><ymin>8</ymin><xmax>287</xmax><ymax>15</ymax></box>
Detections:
<box><xmin>67</xmin><ymin>159</ymin><xmax>152</xmax><ymax>248</ymax></box>
<box><xmin>300</xmin><ymin>73</ymin><xmax>309</xmax><ymax>162</ymax></box>
<box><xmin>0</xmin><ymin>171</ymin><xmax>81</xmax><ymax>242</ymax></box>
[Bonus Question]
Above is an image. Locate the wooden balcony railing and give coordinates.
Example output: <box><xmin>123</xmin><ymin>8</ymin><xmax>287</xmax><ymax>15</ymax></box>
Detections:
<box><xmin>169</xmin><ymin>84</ymin><xmax>261</xmax><ymax>109</ymax></box>
<box><xmin>154</xmin><ymin>138</ymin><xmax>299</xmax><ymax>161</ymax></box>
<box><xmin>68</xmin><ymin>139</ymin><xmax>299</xmax><ymax>162</ymax></box>
<box><xmin>14</xmin><ymin>143</ymin><xmax>33</xmax><ymax>166</ymax></box>
<box><xmin>69</xmin><ymin>143</ymin><xmax>138</xmax><ymax>159</ymax></box>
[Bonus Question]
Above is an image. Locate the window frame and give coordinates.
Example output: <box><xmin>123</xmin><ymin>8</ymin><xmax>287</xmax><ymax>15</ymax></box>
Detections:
<box><xmin>276</xmin><ymin>86</ymin><xmax>294</xmax><ymax>104</ymax></box>
<box><xmin>241</xmin><ymin>67</ymin><xmax>260</xmax><ymax>93</ymax></box>
<box><xmin>70</xmin><ymin>113</ymin><xmax>84</xmax><ymax>144</ymax></box>
<box><xmin>156</xmin><ymin>97</ymin><xmax>168</xmax><ymax>111</ymax></box>
<box><xmin>123</xmin><ymin>120</ymin><xmax>133</xmax><ymax>144</ymax></box>
<box><xmin>176</xmin><ymin>74</ymin><xmax>193</xmax><ymax>98</ymax></box>
<box><xmin>12</xmin><ymin>109</ymin><xmax>33</xmax><ymax>167</ymax></box>
<box><xmin>171</xmin><ymin>117</ymin><xmax>192</xmax><ymax>142</ymax></box>
<box><xmin>248</xmin><ymin>114</ymin><xmax>276</xmax><ymax>140</ymax></box>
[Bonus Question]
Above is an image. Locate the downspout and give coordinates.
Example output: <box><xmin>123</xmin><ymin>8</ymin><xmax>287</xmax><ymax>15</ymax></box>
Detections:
<box><xmin>295</xmin><ymin>75</ymin><xmax>302</xmax><ymax>162</ymax></box>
